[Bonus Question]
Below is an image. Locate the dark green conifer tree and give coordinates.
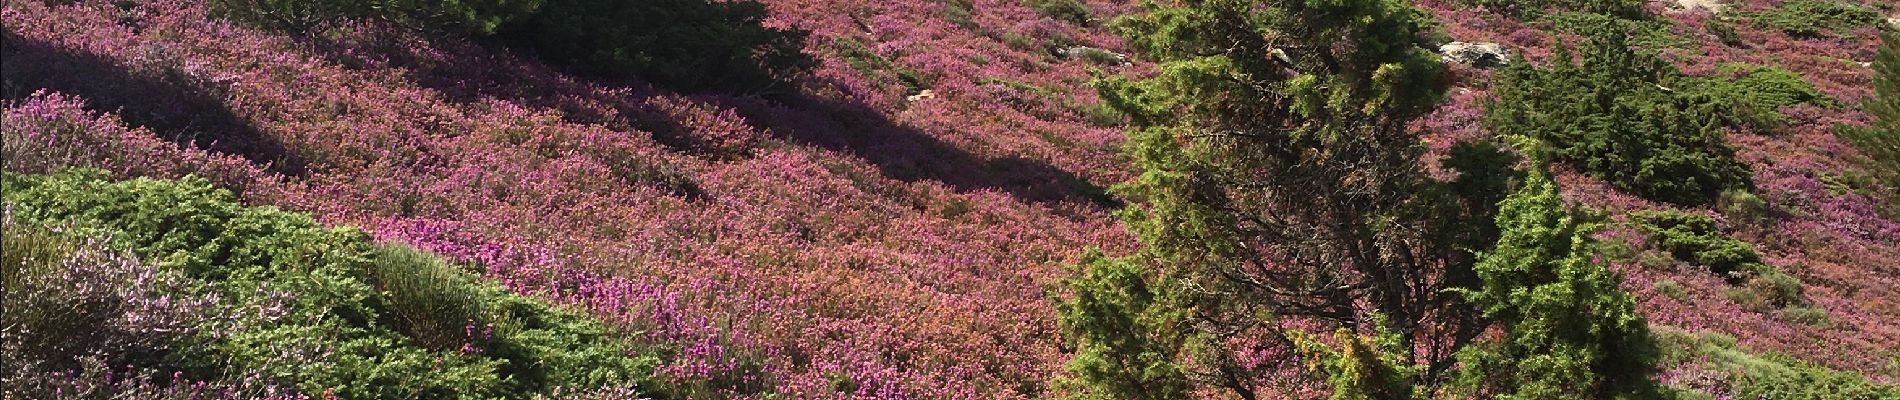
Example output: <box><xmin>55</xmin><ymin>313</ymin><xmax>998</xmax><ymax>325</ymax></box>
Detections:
<box><xmin>1055</xmin><ymin>0</ymin><xmax>1508</xmax><ymax>398</ymax></box>
<box><xmin>1451</xmin><ymin>166</ymin><xmax>1662</xmax><ymax>400</ymax></box>
<box><xmin>1486</xmin><ymin>22</ymin><xmax>1752</xmax><ymax>206</ymax></box>
<box><xmin>1841</xmin><ymin>32</ymin><xmax>1900</xmax><ymax>209</ymax></box>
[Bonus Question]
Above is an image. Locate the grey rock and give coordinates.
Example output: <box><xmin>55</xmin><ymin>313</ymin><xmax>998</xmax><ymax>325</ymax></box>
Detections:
<box><xmin>1438</xmin><ymin>42</ymin><xmax>1511</xmax><ymax>69</ymax></box>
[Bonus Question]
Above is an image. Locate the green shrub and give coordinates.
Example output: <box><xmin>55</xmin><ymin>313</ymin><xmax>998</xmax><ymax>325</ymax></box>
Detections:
<box><xmin>1688</xmin><ymin>64</ymin><xmax>1839</xmax><ymax>130</ymax></box>
<box><xmin>498</xmin><ymin>0</ymin><xmax>815</xmax><ymax>94</ymax></box>
<box><xmin>1</xmin><ymin>170</ymin><xmax>667</xmax><ymax>399</ymax></box>
<box><xmin>1543</xmin><ymin>11</ymin><xmax>1694</xmax><ymax>49</ymax></box>
<box><xmin>1777</xmin><ymin>306</ymin><xmax>1832</xmax><ymax>327</ymax></box>
<box><xmin>1487</xmin><ymin>21</ymin><xmax>1752</xmax><ymax>206</ymax></box>
<box><xmin>1727</xmin><ymin>271</ymin><xmax>1804</xmax><ymax>312</ymax></box>
<box><xmin>1656</xmin><ymin>328</ymin><xmax>1900</xmax><ymax>399</ymax></box>
<box><xmin>1842</xmin><ymin>33</ymin><xmax>1900</xmax><ymax>214</ymax></box>
<box><xmin>1654</xmin><ymin>279</ymin><xmax>1689</xmax><ymax>302</ymax></box>
<box><xmin>1595</xmin><ymin>237</ymin><xmax>1641</xmax><ymax>262</ymax></box>
<box><xmin>1025</xmin><ymin>0</ymin><xmax>1092</xmax><ymax>26</ymax></box>
<box><xmin>1716</xmin><ymin>188</ymin><xmax>1771</xmax><ymax>225</ymax></box>
<box><xmin>1632</xmin><ymin>210</ymin><xmax>1773</xmax><ymax>281</ymax></box>
<box><xmin>367</xmin><ymin>244</ymin><xmax>508</xmax><ymax>352</ymax></box>
<box><xmin>1746</xmin><ymin>0</ymin><xmax>1882</xmax><ymax>38</ymax></box>
<box><xmin>1464</xmin><ymin>0</ymin><xmax>1646</xmax><ymax>18</ymax></box>
<box><xmin>831</xmin><ymin>37</ymin><xmax>929</xmax><ymax>95</ymax></box>
<box><xmin>209</xmin><ymin>0</ymin><xmax>543</xmax><ymax>35</ymax></box>
<box><xmin>1706</xmin><ymin>17</ymin><xmax>1744</xmax><ymax>47</ymax></box>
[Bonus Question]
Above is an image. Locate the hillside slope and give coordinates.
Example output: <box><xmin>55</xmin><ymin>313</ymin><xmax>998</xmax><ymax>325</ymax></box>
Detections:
<box><xmin>3</xmin><ymin>0</ymin><xmax>1896</xmax><ymax>398</ymax></box>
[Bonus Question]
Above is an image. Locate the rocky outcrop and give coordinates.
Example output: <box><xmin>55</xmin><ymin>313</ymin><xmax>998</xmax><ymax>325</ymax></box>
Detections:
<box><xmin>1672</xmin><ymin>0</ymin><xmax>1726</xmax><ymax>14</ymax></box>
<box><xmin>1438</xmin><ymin>42</ymin><xmax>1511</xmax><ymax>69</ymax></box>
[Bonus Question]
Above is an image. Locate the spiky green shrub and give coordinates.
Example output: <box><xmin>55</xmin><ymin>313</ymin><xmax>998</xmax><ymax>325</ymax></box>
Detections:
<box><xmin>1026</xmin><ymin>0</ymin><xmax>1093</xmax><ymax>26</ymax></box>
<box><xmin>1631</xmin><ymin>210</ymin><xmax>1769</xmax><ymax>280</ymax></box>
<box><xmin>1451</xmin><ymin>171</ymin><xmax>1662</xmax><ymax>400</ymax></box>
<box><xmin>209</xmin><ymin>0</ymin><xmax>544</xmax><ymax>35</ymax></box>
<box><xmin>1745</xmin><ymin>0</ymin><xmax>1882</xmax><ymax>39</ymax></box>
<box><xmin>1487</xmin><ymin>21</ymin><xmax>1752</xmax><ymax>206</ymax></box>
<box><xmin>1656</xmin><ymin>329</ymin><xmax>1900</xmax><ymax>399</ymax></box>
<box><xmin>1841</xmin><ymin>33</ymin><xmax>1900</xmax><ymax>213</ymax></box>
<box><xmin>1</xmin><ymin>170</ymin><xmax>665</xmax><ymax>399</ymax></box>
<box><xmin>1688</xmin><ymin>64</ymin><xmax>1839</xmax><ymax>131</ymax></box>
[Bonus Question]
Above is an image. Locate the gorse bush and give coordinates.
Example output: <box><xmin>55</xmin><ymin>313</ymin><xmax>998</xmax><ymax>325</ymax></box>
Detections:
<box><xmin>212</xmin><ymin>0</ymin><xmax>814</xmax><ymax>93</ymax></box>
<box><xmin>0</xmin><ymin>170</ymin><xmax>668</xmax><ymax>399</ymax></box>
<box><xmin>1487</xmin><ymin>21</ymin><xmax>1752</xmax><ymax>206</ymax></box>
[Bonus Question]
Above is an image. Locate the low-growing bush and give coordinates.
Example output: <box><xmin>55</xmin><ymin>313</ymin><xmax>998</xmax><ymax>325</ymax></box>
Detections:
<box><xmin>1488</xmin><ymin>22</ymin><xmax>1751</xmax><ymax>206</ymax></box>
<box><xmin>1</xmin><ymin>214</ymin><xmax>213</xmax><ymax>392</ymax></box>
<box><xmin>1746</xmin><ymin>0</ymin><xmax>1882</xmax><ymax>39</ymax></box>
<box><xmin>498</xmin><ymin>0</ymin><xmax>815</xmax><ymax>94</ymax></box>
<box><xmin>1464</xmin><ymin>0</ymin><xmax>1645</xmax><ymax>18</ymax></box>
<box><xmin>1842</xmin><ymin>33</ymin><xmax>1900</xmax><ymax>214</ymax></box>
<box><xmin>1026</xmin><ymin>0</ymin><xmax>1092</xmax><ymax>26</ymax></box>
<box><xmin>1</xmin><ymin>170</ymin><xmax>670</xmax><ymax>399</ymax></box>
<box><xmin>1716</xmin><ymin>189</ymin><xmax>1771</xmax><ymax>226</ymax></box>
<box><xmin>1777</xmin><ymin>306</ymin><xmax>1832</xmax><ymax>327</ymax></box>
<box><xmin>1688</xmin><ymin>64</ymin><xmax>1839</xmax><ymax>130</ymax></box>
<box><xmin>1656</xmin><ymin>329</ymin><xmax>1900</xmax><ymax>399</ymax></box>
<box><xmin>1632</xmin><ymin>210</ymin><xmax>1772</xmax><ymax>281</ymax></box>
<box><xmin>1654</xmin><ymin>280</ymin><xmax>1689</xmax><ymax>302</ymax></box>
<box><xmin>1728</xmin><ymin>271</ymin><xmax>1805</xmax><ymax>312</ymax></box>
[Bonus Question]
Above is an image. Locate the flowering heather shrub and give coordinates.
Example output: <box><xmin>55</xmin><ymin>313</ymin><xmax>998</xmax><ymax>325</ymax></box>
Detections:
<box><xmin>2</xmin><ymin>171</ymin><xmax>670</xmax><ymax>399</ymax></box>
<box><xmin>0</xmin><ymin>212</ymin><xmax>220</xmax><ymax>398</ymax></box>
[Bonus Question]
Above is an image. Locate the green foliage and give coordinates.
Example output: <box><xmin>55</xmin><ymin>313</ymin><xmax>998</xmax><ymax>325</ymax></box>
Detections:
<box><xmin>1071</xmin><ymin>0</ymin><xmax>1518</xmax><ymax>396</ymax></box>
<box><xmin>1543</xmin><ymin>12</ymin><xmax>1693</xmax><ymax>49</ymax></box>
<box><xmin>831</xmin><ymin>37</ymin><xmax>930</xmax><ymax>95</ymax></box>
<box><xmin>1293</xmin><ymin>326</ymin><xmax>1419</xmax><ymax>400</ymax></box>
<box><xmin>1687</xmin><ymin>64</ymin><xmax>1839</xmax><ymax>131</ymax></box>
<box><xmin>1630</xmin><ymin>210</ymin><xmax>1772</xmax><ymax>281</ymax></box>
<box><xmin>1487</xmin><ymin>21</ymin><xmax>1752</xmax><ymax>206</ymax></box>
<box><xmin>1656</xmin><ymin>329</ymin><xmax>1900</xmax><ymax>399</ymax></box>
<box><xmin>1715</xmin><ymin>189</ymin><xmax>1771</xmax><ymax>226</ymax></box>
<box><xmin>1727</xmin><ymin>271</ymin><xmax>1805</xmax><ymax>312</ymax></box>
<box><xmin>1027</xmin><ymin>0</ymin><xmax>1093</xmax><ymax>26</ymax></box>
<box><xmin>1654</xmin><ymin>280</ymin><xmax>1689</xmax><ymax>302</ymax></box>
<box><xmin>1776</xmin><ymin>306</ymin><xmax>1832</xmax><ymax>328</ymax></box>
<box><xmin>1463</xmin><ymin>0</ymin><xmax>1646</xmax><ymax>18</ymax></box>
<box><xmin>1746</xmin><ymin>0</ymin><xmax>1882</xmax><ymax>38</ymax></box>
<box><xmin>1452</xmin><ymin>171</ymin><xmax>1662</xmax><ymax>400</ymax></box>
<box><xmin>1052</xmin><ymin>251</ymin><xmax>1190</xmax><ymax>400</ymax></box>
<box><xmin>1</xmin><ymin>170</ymin><xmax>663</xmax><ymax>399</ymax></box>
<box><xmin>209</xmin><ymin>0</ymin><xmax>544</xmax><ymax>35</ymax></box>
<box><xmin>1841</xmin><ymin>32</ymin><xmax>1900</xmax><ymax>212</ymax></box>
<box><xmin>498</xmin><ymin>0</ymin><xmax>815</xmax><ymax>94</ymax></box>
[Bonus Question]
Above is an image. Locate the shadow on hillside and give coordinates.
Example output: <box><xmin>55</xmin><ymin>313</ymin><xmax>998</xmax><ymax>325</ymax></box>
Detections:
<box><xmin>0</xmin><ymin>30</ymin><xmax>303</xmax><ymax>175</ymax></box>
<box><xmin>732</xmin><ymin>88</ymin><xmax>1120</xmax><ymax>207</ymax></box>
<box><xmin>308</xmin><ymin>31</ymin><xmax>1116</xmax><ymax>207</ymax></box>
